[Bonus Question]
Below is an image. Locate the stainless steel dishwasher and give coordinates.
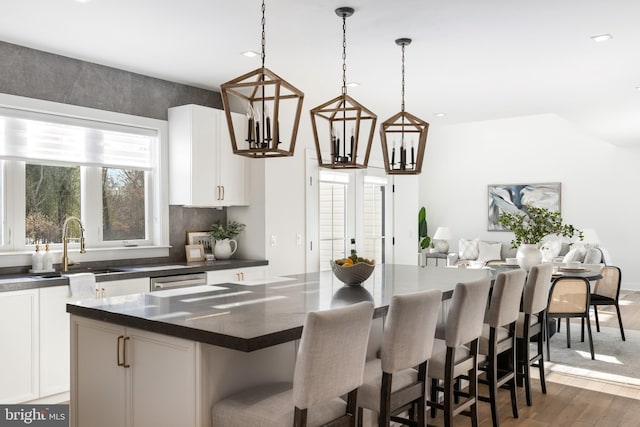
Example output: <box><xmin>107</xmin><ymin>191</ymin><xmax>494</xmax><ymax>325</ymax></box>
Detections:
<box><xmin>150</xmin><ymin>273</ymin><xmax>207</xmax><ymax>291</ymax></box>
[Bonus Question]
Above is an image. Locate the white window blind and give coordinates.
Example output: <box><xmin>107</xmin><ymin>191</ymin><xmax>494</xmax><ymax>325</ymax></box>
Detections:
<box><xmin>0</xmin><ymin>107</ymin><xmax>154</xmax><ymax>170</ymax></box>
<box><xmin>319</xmin><ymin>170</ymin><xmax>350</xmax><ymax>184</ymax></box>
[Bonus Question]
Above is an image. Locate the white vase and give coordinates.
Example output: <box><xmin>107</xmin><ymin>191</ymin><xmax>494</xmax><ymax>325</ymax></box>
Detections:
<box><xmin>213</xmin><ymin>238</ymin><xmax>237</xmax><ymax>260</ymax></box>
<box><xmin>516</xmin><ymin>244</ymin><xmax>542</xmax><ymax>271</ymax></box>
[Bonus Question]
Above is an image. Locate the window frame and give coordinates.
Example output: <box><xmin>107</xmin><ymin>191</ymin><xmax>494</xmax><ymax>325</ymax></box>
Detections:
<box><xmin>0</xmin><ymin>93</ymin><xmax>169</xmax><ymax>267</ymax></box>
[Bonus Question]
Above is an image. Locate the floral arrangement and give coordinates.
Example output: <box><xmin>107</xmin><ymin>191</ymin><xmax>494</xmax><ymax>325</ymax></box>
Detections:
<box><xmin>208</xmin><ymin>220</ymin><xmax>245</xmax><ymax>241</ymax></box>
<box><xmin>498</xmin><ymin>205</ymin><xmax>583</xmax><ymax>248</ymax></box>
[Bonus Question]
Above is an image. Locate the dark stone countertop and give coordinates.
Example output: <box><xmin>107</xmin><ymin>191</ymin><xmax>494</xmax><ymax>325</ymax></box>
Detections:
<box><xmin>67</xmin><ymin>265</ymin><xmax>491</xmax><ymax>352</ymax></box>
<box><xmin>0</xmin><ymin>258</ymin><xmax>268</xmax><ymax>292</ymax></box>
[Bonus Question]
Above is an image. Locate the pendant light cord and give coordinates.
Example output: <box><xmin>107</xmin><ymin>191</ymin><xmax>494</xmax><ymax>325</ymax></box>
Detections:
<box><xmin>260</xmin><ymin>0</ymin><xmax>266</xmax><ymax>147</ymax></box>
<box><xmin>401</xmin><ymin>43</ymin><xmax>405</xmax><ymax>113</ymax></box>
<box><xmin>261</xmin><ymin>0</ymin><xmax>266</xmax><ymax>68</ymax></box>
<box><xmin>342</xmin><ymin>13</ymin><xmax>347</xmax><ymax>95</ymax></box>
<box><xmin>262</xmin><ymin>0</ymin><xmax>266</xmax><ymax>68</ymax></box>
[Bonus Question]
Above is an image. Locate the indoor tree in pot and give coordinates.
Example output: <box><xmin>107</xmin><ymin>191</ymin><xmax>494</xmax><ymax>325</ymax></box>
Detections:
<box><xmin>208</xmin><ymin>220</ymin><xmax>246</xmax><ymax>260</ymax></box>
<box><xmin>418</xmin><ymin>207</ymin><xmax>432</xmax><ymax>266</ymax></box>
<box><xmin>498</xmin><ymin>205</ymin><xmax>583</xmax><ymax>270</ymax></box>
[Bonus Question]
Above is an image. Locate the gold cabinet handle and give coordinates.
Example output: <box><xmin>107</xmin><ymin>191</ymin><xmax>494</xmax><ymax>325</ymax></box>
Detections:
<box><xmin>240</xmin><ymin>272</ymin><xmax>244</xmax><ymax>281</ymax></box>
<box><xmin>221</xmin><ymin>185</ymin><xmax>225</xmax><ymax>200</ymax></box>
<box><xmin>116</xmin><ymin>335</ymin><xmax>124</xmax><ymax>366</ymax></box>
<box><xmin>96</xmin><ymin>288</ymin><xmax>100</xmax><ymax>299</ymax></box>
<box><xmin>216</xmin><ymin>185</ymin><xmax>221</xmax><ymax>200</ymax></box>
<box><xmin>102</xmin><ymin>288</ymin><xmax>106</xmax><ymax>298</ymax></box>
<box><xmin>122</xmin><ymin>336</ymin><xmax>130</xmax><ymax>368</ymax></box>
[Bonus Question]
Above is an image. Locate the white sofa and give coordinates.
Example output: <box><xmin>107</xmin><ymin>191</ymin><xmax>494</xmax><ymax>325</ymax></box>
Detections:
<box><xmin>447</xmin><ymin>238</ymin><xmax>610</xmax><ymax>266</ymax></box>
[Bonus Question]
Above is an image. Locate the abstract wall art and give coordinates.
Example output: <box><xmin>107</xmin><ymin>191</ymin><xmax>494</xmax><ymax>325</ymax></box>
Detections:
<box><xmin>488</xmin><ymin>182</ymin><xmax>561</xmax><ymax>231</ymax></box>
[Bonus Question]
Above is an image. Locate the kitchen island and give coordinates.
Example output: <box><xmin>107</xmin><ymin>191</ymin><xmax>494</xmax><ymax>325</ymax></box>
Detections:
<box><xmin>67</xmin><ymin>265</ymin><xmax>490</xmax><ymax>427</ymax></box>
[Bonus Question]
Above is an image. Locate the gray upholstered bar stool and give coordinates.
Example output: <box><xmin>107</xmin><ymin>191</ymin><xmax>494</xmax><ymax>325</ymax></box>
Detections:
<box><xmin>515</xmin><ymin>263</ymin><xmax>553</xmax><ymax>406</ymax></box>
<box><xmin>427</xmin><ymin>278</ymin><xmax>491</xmax><ymax>427</ymax></box>
<box><xmin>211</xmin><ymin>301</ymin><xmax>374</xmax><ymax>427</ymax></box>
<box><xmin>356</xmin><ymin>289</ymin><xmax>442</xmax><ymax>427</ymax></box>
<box><xmin>477</xmin><ymin>269</ymin><xmax>526</xmax><ymax>427</ymax></box>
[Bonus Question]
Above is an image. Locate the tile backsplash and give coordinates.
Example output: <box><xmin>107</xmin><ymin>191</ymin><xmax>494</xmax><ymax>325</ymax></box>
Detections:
<box><xmin>168</xmin><ymin>206</ymin><xmax>226</xmax><ymax>262</ymax></box>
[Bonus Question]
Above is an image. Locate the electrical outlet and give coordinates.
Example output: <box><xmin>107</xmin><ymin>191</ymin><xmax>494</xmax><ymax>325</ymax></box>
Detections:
<box><xmin>270</xmin><ymin>235</ymin><xmax>277</xmax><ymax>246</ymax></box>
<box><xmin>296</xmin><ymin>234</ymin><xmax>302</xmax><ymax>245</ymax></box>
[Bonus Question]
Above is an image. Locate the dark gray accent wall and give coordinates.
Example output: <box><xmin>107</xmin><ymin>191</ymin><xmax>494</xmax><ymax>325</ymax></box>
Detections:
<box><xmin>168</xmin><ymin>206</ymin><xmax>226</xmax><ymax>262</ymax></box>
<box><xmin>0</xmin><ymin>40</ymin><xmax>222</xmax><ymax>120</ymax></box>
<box><xmin>0</xmin><ymin>40</ymin><xmax>227</xmax><ymax>262</ymax></box>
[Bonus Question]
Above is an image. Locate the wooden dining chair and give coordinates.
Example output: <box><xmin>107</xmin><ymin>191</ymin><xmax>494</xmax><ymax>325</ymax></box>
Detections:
<box><xmin>590</xmin><ymin>265</ymin><xmax>625</xmax><ymax>341</ymax></box>
<box><xmin>546</xmin><ymin>277</ymin><xmax>595</xmax><ymax>360</ymax></box>
<box><xmin>211</xmin><ymin>301</ymin><xmax>374</xmax><ymax>427</ymax></box>
<box><xmin>356</xmin><ymin>289</ymin><xmax>442</xmax><ymax>427</ymax></box>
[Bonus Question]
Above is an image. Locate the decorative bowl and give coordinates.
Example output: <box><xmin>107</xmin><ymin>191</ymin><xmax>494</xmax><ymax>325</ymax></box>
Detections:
<box><xmin>330</xmin><ymin>260</ymin><xmax>375</xmax><ymax>286</ymax></box>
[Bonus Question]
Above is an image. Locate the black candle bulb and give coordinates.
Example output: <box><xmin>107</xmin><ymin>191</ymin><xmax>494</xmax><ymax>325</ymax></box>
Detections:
<box><xmin>391</xmin><ymin>142</ymin><xmax>396</xmax><ymax>168</ymax></box>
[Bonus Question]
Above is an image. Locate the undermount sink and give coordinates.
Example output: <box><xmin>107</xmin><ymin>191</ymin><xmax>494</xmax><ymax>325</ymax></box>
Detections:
<box><xmin>36</xmin><ymin>267</ymin><xmax>123</xmax><ymax>278</ymax></box>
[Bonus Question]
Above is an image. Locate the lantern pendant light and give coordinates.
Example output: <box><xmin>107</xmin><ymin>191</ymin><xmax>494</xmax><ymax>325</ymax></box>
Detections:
<box><xmin>220</xmin><ymin>0</ymin><xmax>304</xmax><ymax>158</ymax></box>
<box><xmin>311</xmin><ymin>7</ymin><xmax>377</xmax><ymax>169</ymax></box>
<box><xmin>380</xmin><ymin>38</ymin><xmax>429</xmax><ymax>174</ymax></box>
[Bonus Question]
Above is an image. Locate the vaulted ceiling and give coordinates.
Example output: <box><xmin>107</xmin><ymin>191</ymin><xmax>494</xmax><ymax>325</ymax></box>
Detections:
<box><xmin>2</xmin><ymin>0</ymin><xmax>640</xmax><ymax>145</ymax></box>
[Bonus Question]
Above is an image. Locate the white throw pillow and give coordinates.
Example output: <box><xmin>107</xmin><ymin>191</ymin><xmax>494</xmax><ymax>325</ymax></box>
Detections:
<box><xmin>477</xmin><ymin>241</ymin><xmax>502</xmax><ymax>263</ymax></box>
<box><xmin>459</xmin><ymin>238</ymin><xmax>480</xmax><ymax>260</ymax></box>
<box><xmin>583</xmin><ymin>248</ymin><xmax>603</xmax><ymax>264</ymax></box>
<box><xmin>540</xmin><ymin>240</ymin><xmax>563</xmax><ymax>262</ymax></box>
<box><xmin>562</xmin><ymin>245</ymin><xmax>587</xmax><ymax>263</ymax></box>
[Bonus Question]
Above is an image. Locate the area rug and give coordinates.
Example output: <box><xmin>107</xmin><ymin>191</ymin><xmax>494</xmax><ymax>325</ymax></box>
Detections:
<box><xmin>545</xmin><ymin>322</ymin><xmax>640</xmax><ymax>388</ymax></box>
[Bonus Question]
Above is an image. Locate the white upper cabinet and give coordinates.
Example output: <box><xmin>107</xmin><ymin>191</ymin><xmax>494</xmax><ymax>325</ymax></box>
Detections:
<box><xmin>168</xmin><ymin>104</ymin><xmax>247</xmax><ymax>207</ymax></box>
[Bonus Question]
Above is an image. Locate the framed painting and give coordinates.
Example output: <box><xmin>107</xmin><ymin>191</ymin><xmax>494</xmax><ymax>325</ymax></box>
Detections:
<box><xmin>186</xmin><ymin>230</ymin><xmax>213</xmax><ymax>254</ymax></box>
<box><xmin>488</xmin><ymin>182</ymin><xmax>561</xmax><ymax>231</ymax></box>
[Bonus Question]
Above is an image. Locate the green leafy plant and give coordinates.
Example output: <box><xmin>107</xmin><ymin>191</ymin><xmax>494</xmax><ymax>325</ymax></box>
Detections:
<box><xmin>418</xmin><ymin>207</ymin><xmax>432</xmax><ymax>250</ymax></box>
<box><xmin>498</xmin><ymin>205</ymin><xmax>583</xmax><ymax>248</ymax></box>
<box><xmin>208</xmin><ymin>220</ymin><xmax>245</xmax><ymax>241</ymax></box>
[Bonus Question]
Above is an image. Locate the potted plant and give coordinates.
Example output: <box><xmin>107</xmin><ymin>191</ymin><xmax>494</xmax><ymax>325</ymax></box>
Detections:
<box><xmin>208</xmin><ymin>220</ymin><xmax>246</xmax><ymax>259</ymax></box>
<box><xmin>498</xmin><ymin>205</ymin><xmax>582</xmax><ymax>269</ymax></box>
<box><xmin>418</xmin><ymin>207</ymin><xmax>433</xmax><ymax>265</ymax></box>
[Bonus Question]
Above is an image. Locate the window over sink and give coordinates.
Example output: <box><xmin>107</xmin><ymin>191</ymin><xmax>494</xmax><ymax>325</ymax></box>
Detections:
<box><xmin>0</xmin><ymin>94</ymin><xmax>168</xmax><ymax>265</ymax></box>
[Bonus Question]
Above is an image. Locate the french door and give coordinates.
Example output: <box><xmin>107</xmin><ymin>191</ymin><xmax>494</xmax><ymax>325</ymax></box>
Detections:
<box><xmin>307</xmin><ymin>150</ymin><xmax>393</xmax><ymax>272</ymax></box>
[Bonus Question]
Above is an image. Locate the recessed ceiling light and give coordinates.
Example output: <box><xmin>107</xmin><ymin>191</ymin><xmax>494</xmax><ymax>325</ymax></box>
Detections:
<box><xmin>434</xmin><ymin>113</ymin><xmax>446</xmax><ymax>117</ymax></box>
<box><xmin>75</xmin><ymin>0</ymin><xmax>92</xmax><ymax>3</ymax></box>
<box><xmin>241</xmin><ymin>50</ymin><xmax>259</xmax><ymax>58</ymax></box>
<box><xmin>590</xmin><ymin>33</ymin><xmax>613</xmax><ymax>42</ymax></box>
<box><xmin>635</xmin><ymin>86</ymin><xmax>640</xmax><ymax>92</ymax></box>
<box><xmin>346</xmin><ymin>82</ymin><xmax>360</xmax><ymax>87</ymax></box>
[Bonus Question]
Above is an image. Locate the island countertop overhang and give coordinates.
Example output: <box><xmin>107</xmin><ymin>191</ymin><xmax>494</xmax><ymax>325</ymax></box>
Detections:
<box><xmin>67</xmin><ymin>265</ymin><xmax>491</xmax><ymax>352</ymax></box>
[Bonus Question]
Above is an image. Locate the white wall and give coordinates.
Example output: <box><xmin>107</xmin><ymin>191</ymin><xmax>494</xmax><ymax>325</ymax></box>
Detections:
<box><xmin>262</xmin><ymin>156</ymin><xmax>307</xmax><ymax>276</ymax></box>
<box><xmin>421</xmin><ymin>113</ymin><xmax>640</xmax><ymax>290</ymax></box>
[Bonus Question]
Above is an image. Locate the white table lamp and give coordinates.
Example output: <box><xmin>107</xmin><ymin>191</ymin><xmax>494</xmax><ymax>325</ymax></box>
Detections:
<box><xmin>433</xmin><ymin>227</ymin><xmax>452</xmax><ymax>253</ymax></box>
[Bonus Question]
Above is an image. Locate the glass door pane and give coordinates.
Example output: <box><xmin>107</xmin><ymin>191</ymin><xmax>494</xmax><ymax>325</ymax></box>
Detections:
<box><xmin>319</xmin><ymin>181</ymin><xmax>347</xmax><ymax>271</ymax></box>
<box><xmin>362</xmin><ymin>178</ymin><xmax>386</xmax><ymax>264</ymax></box>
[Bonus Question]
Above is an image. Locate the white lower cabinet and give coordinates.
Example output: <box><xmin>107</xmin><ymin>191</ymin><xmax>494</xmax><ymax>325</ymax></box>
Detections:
<box><xmin>39</xmin><ymin>285</ymin><xmax>75</xmax><ymax>398</ymax></box>
<box><xmin>71</xmin><ymin>316</ymin><xmax>198</xmax><ymax>427</ymax></box>
<box><xmin>0</xmin><ymin>288</ymin><xmax>39</xmax><ymax>403</ymax></box>
<box><xmin>206</xmin><ymin>265</ymin><xmax>266</xmax><ymax>284</ymax></box>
